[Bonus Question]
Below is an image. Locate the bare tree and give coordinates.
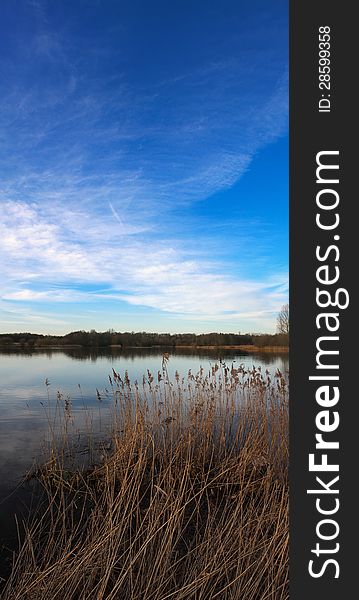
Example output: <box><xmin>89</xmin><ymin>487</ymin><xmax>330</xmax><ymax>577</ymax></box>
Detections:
<box><xmin>277</xmin><ymin>303</ymin><xmax>289</xmax><ymax>334</ymax></box>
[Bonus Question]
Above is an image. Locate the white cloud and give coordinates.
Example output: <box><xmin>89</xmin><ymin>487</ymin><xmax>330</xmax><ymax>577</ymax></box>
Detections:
<box><xmin>0</xmin><ymin>200</ymin><xmax>287</xmax><ymax>331</ymax></box>
<box><xmin>0</xmin><ymin>30</ymin><xmax>288</xmax><ymax>333</ymax></box>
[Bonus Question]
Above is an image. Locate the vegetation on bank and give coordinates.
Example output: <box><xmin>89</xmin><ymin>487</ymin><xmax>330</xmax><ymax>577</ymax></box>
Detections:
<box><xmin>0</xmin><ymin>330</ymin><xmax>289</xmax><ymax>350</ymax></box>
<box><xmin>1</xmin><ymin>359</ymin><xmax>288</xmax><ymax>600</ymax></box>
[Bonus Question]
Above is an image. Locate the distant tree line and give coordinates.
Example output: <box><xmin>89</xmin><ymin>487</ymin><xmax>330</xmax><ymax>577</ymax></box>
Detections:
<box><xmin>0</xmin><ymin>330</ymin><xmax>288</xmax><ymax>349</ymax></box>
<box><xmin>251</xmin><ymin>333</ymin><xmax>288</xmax><ymax>347</ymax></box>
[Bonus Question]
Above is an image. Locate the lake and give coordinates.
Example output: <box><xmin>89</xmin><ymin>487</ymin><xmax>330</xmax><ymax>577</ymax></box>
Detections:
<box><xmin>0</xmin><ymin>347</ymin><xmax>288</xmax><ymax>557</ymax></box>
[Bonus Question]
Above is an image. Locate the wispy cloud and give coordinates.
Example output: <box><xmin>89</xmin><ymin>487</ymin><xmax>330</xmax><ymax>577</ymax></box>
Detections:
<box><xmin>0</xmin><ymin>2</ymin><xmax>288</xmax><ymax>333</ymax></box>
<box><xmin>0</xmin><ymin>199</ymin><xmax>287</xmax><ymax>330</ymax></box>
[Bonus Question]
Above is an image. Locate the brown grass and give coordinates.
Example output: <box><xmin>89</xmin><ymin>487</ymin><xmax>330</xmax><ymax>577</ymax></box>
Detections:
<box><xmin>1</xmin><ymin>359</ymin><xmax>288</xmax><ymax>600</ymax></box>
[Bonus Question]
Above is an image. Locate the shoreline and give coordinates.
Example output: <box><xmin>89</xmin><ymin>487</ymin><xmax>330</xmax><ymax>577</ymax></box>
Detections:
<box><xmin>174</xmin><ymin>344</ymin><xmax>289</xmax><ymax>353</ymax></box>
<box><xmin>0</xmin><ymin>343</ymin><xmax>289</xmax><ymax>353</ymax></box>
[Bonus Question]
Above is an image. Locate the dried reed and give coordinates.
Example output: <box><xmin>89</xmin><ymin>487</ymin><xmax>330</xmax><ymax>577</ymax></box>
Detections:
<box><xmin>1</xmin><ymin>360</ymin><xmax>288</xmax><ymax>600</ymax></box>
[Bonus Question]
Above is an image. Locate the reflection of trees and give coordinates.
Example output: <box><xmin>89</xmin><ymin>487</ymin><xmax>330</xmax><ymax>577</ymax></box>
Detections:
<box><xmin>250</xmin><ymin>352</ymin><xmax>289</xmax><ymax>368</ymax></box>
<box><xmin>0</xmin><ymin>346</ymin><xmax>289</xmax><ymax>368</ymax></box>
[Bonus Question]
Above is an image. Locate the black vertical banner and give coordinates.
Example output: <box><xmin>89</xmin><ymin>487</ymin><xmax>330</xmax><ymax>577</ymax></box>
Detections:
<box><xmin>290</xmin><ymin>1</ymin><xmax>356</xmax><ymax>598</ymax></box>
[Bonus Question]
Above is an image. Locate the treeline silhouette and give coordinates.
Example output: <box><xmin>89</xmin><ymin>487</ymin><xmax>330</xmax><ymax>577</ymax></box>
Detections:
<box><xmin>0</xmin><ymin>330</ymin><xmax>288</xmax><ymax>349</ymax></box>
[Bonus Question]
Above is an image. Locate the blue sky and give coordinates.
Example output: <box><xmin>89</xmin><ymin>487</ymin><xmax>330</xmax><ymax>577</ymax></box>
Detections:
<box><xmin>0</xmin><ymin>0</ymin><xmax>288</xmax><ymax>334</ymax></box>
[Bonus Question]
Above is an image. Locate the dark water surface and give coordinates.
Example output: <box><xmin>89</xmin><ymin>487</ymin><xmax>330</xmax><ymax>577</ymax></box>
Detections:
<box><xmin>0</xmin><ymin>347</ymin><xmax>288</xmax><ymax>561</ymax></box>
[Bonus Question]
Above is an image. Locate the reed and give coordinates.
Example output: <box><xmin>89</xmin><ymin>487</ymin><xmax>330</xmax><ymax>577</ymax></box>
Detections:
<box><xmin>2</xmin><ymin>359</ymin><xmax>288</xmax><ymax>599</ymax></box>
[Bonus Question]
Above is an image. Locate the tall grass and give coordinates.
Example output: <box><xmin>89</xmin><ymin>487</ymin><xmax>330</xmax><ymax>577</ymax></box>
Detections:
<box><xmin>2</xmin><ymin>359</ymin><xmax>288</xmax><ymax>599</ymax></box>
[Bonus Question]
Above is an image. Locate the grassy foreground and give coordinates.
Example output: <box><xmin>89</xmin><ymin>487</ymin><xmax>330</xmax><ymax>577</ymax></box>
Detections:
<box><xmin>2</xmin><ymin>359</ymin><xmax>288</xmax><ymax>600</ymax></box>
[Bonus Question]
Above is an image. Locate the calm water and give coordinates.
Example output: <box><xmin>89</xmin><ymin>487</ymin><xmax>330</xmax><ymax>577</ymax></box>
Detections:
<box><xmin>0</xmin><ymin>347</ymin><xmax>288</xmax><ymax>552</ymax></box>
<box><xmin>0</xmin><ymin>347</ymin><xmax>288</xmax><ymax>494</ymax></box>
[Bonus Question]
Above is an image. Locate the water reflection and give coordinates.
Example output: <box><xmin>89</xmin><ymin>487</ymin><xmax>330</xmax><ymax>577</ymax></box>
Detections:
<box><xmin>0</xmin><ymin>345</ymin><xmax>288</xmax><ymax>363</ymax></box>
<box><xmin>0</xmin><ymin>348</ymin><xmax>288</xmax><ymax>498</ymax></box>
<box><xmin>0</xmin><ymin>347</ymin><xmax>288</xmax><ymax>566</ymax></box>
